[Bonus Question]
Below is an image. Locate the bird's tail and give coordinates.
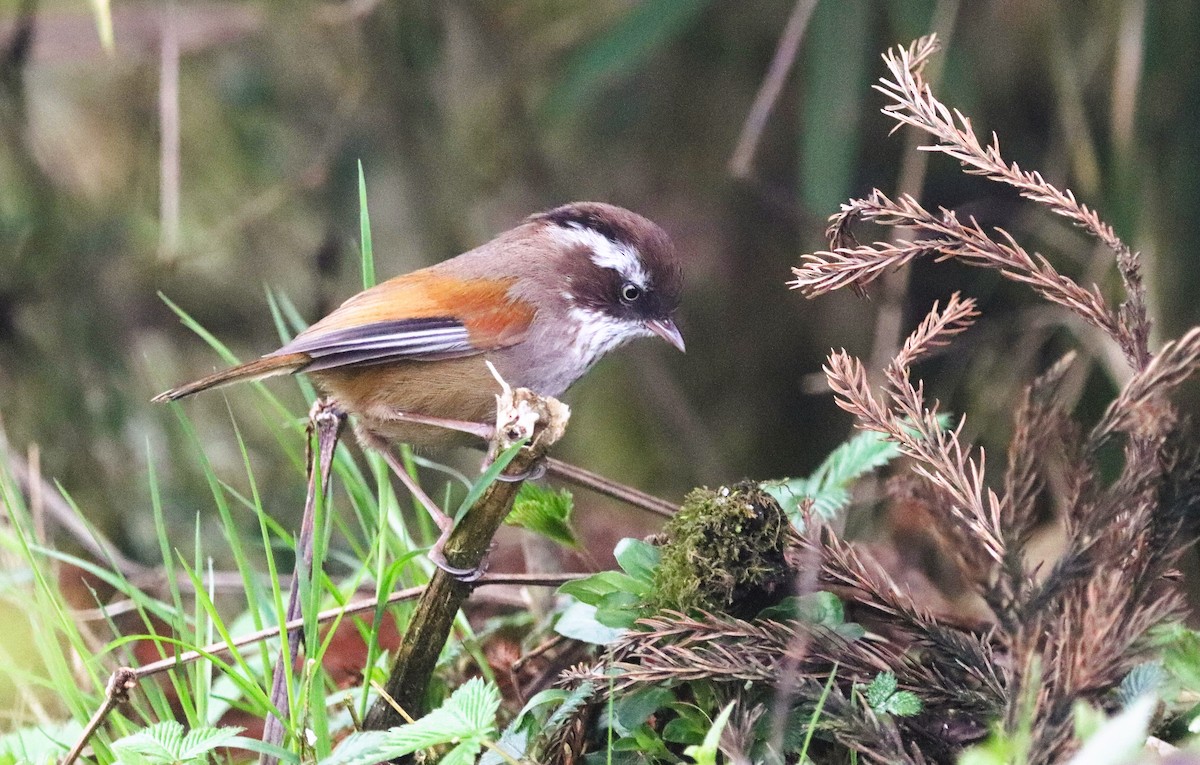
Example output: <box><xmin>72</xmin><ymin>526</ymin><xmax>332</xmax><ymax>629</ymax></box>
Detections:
<box><xmin>151</xmin><ymin>352</ymin><xmax>309</xmax><ymax>403</ymax></box>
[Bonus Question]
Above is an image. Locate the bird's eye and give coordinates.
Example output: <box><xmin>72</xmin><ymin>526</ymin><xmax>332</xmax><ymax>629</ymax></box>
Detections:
<box><xmin>619</xmin><ymin>282</ymin><xmax>642</xmax><ymax>304</ymax></box>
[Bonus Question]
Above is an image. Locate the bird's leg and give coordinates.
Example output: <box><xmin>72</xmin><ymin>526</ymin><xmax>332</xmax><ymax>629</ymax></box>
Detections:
<box><xmin>375</xmin><ymin>406</ymin><xmax>548</xmax><ymax>482</ymax></box>
<box><xmin>358</xmin><ymin>430</ymin><xmax>482</xmax><ymax>581</ymax></box>
<box><xmin>378</xmin><ymin>410</ymin><xmax>494</xmax><ymax>441</ymax></box>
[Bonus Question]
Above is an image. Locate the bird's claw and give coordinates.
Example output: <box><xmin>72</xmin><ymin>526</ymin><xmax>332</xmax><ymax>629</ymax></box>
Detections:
<box><xmin>494</xmin><ymin>460</ymin><xmax>547</xmax><ymax>483</ymax></box>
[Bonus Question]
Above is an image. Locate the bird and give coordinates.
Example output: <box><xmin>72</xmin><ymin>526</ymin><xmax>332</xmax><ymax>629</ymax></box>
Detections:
<box><xmin>154</xmin><ymin>201</ymin><xmax>685</xmax><ymax>575</ymax></box>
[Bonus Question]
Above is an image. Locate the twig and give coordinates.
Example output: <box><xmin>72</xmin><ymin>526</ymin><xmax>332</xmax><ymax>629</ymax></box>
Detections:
<box><xmin>261</xmin><ymin>400</ymin><xmax>343</xmax><ymax>765</ymax></box>
<box><xmin>61</xmin><ymin>668</ymin><xmax>138</xmax><ymax>765</ymax></box>
<box><xmin>728</xmin><ymin>0</ymin><xmax>818</xmax><ymax>178</ymax></box>
<box><xmin>544</xmin><ymin>457</ymin><xmax>676</xmax><ymax>517</ymax></box>
<box><xmin>363</xmin><ymin>388</ymin><xmax>570</xmax><ymax>728</ymax></box>
<box><xmin>57</xmin><ymin>570</ymin><xmax>579</xmax><ymax>762</ymax></box>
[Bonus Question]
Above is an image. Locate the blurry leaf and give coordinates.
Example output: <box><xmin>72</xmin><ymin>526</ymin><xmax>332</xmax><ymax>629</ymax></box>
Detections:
<box><xmin>611</xmin><ymin>724</ymin><xmax>672</xmax><ymax>760</ymax></box>
<box><xmin>555</xmin><ymin>601</ymin><xmax>626</xmax><ymax>645</ymax></box>
<box><xmin>91</xmin><ymin>0</ymin><xmax>114</xmax><ymax>54</ymax></box>
<box><xmin>1154</xmin><ymin>623</ymin><xmax>1200</xmax><ymax>692</ymax></box>
<box><xmin>1117</xmin><ymin>661</ymin><xmax>1166</xmax><ymax>707</ymax></box>
<box><xmin>614</xmin><ymin>537</ymin><xmax>660</xmax><ymax>584</ymax></box>
<box><xmin>758</xmin><ymin>591</ymin><xmax>844</xmax><ymax>628</ymax></box>
<box><xmin>662</xmin><ymin>715</ymin><xmax>706</xmax><ymax>745</ymax></box>
<box><xmin>506</xmin><ymin>483</ymin><xmax>578</xmax><ymax>547</ymax></box>
<box><xmin>882</xmin><ymin>691</ymin><xmax>922</xmax><ymax>717</ymax></box>
<box><xmin>683</xmin><ymin>702</ymin><xmax>734</xmax><ymax>765</ymax></box>
<box><xmin>0</xmin><ymin>720</ymin><xmax>81</xmax><ymax>763</ymax></box>
<box><xmin>1063</xmin><ymin>695</ymin><xmax>1155</xmax><ymax>765</ymax></box>
<box><xmin>854</xmin><ymin>671</ymin><xmax>922</xmax><ymax>718</ymax></box>
<box><xmin>545</xmin><ymin>0</ymin><xmax>711</xmax><ymax>119</ymax></box>
<box><xmin>615</xmin><ymin>686</ymin><xmax>675</xmax><ymax>733</ymax></box>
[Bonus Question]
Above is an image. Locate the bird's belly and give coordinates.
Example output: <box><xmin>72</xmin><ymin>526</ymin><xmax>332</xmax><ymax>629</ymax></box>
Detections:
<box><xmin>311</xmin><ymin>356</ymin><xmax>501</xmax><ymax>448</ymax></box>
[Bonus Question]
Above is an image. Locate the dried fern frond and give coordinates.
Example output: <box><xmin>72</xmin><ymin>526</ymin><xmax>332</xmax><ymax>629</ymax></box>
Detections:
<box><xmin>792</xmin><ymin>192</ymin><xmax>1122</xmax><ymax>345</ymax></box>
<box><xmin>787</xmin><ymin>36</ymin><xmax>1200</xmax><ymax>765</ymax></box>
<box><xmin>824</xmin><ymin>299</ymin><xmax>1006</xmax><ymax>589</ymax></box>
<box><xmin>1092</xmin><ymin>326</ymin><xmax>1200</xmax><ymax>442</ymax></box>
<box><xmin>875</xmin><ymin>36</ymin><xmax>1138</xmax><ymax>292</ymax></box>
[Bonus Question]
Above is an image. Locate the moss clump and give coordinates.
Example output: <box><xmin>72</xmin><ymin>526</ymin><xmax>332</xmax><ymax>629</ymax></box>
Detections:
<box><xmin>649</xmin><ymin>482</ymin><xmax>792</xmax><ymax>617</ymax></box>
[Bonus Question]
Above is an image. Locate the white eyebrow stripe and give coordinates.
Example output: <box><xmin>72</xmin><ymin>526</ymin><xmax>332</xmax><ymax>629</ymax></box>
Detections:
<box><xmin>551</xmin><ymin>223</ymin><xmax>648</xmax><ymax>288</ymax></box>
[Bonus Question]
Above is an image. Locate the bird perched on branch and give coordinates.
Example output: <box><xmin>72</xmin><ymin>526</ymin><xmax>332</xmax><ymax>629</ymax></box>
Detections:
<box><xmin>154</xmin><ymin>201</ymin><xmax>685</xmax><ymax>575</ymax></box>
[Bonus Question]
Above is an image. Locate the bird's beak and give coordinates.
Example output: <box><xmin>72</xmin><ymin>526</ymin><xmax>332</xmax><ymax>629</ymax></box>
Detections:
<box><xmin>645</xmin><ymin>317</ymin><xmax>685</xmax><ymax>353</ymax></box>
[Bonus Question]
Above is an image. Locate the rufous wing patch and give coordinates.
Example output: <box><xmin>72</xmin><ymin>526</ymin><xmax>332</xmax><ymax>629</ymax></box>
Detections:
<box><xmin>277</xmin><ymin>272</ymin><xmax>535</xmax><ymax>367</ymax></box>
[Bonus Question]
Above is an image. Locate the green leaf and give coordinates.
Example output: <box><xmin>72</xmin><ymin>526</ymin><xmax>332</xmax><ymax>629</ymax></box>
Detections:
<box><xmin>111</xmin><ymin>722</ymin><xmax>244</xmax><ymax>765</ymax></box>
<box><xmin>764</xmin><ymin>429</ymin><xmax>901</xmax><ymax>521</ymax></box>
<box><xmin>0</xmin><ymin>720</ymin><xmax>81</xmax><ymax>763</ymax></box>
<box><xmin>454</xmin><ymin>441</ymin><xmax>525</xmax><ymax>519</ymax></box>
<box><xmin>615</xmin><ymin>686</ymin><xmax>674</xmax><ymax>733</ymax></box>
<box><xmin>357</xmin><ymin>159</ymin><xmax>375</xmax><ymax>290</ymax></box>
<box><xmin>662</xmin><ymin>716</ymin><xmax>707</xmax><ymax>745</ymax></box>
<box><xmin>683</xmin><ymin>702</ymin><xmax>734</xmax><ymax>765</ymax></box>
<box><xmin>759</xmin><ymin>592</ymin><xmax>845</xmax><ymax>628</ymax></box>
<box><xmin>1063</xmin><ymin>695</ymin><xmax>1156</xmax><ymax>765</ymax></box>
<box><xmin>1155</xmin><ymin>623</ymin><xmax>1200</xmax><ymax>691</ymax></box>
<box><xmin>555</xmin><ymin>601</ymin><xmax>626</xmax><ymax>645</ymax></box>
<box><xmin>865</xmin><ymin>671</ymin><xmax>898</xmax><ymax>708</ymax></box>
<box><xmin>324</xmin><ymin>678</ymin><xmax>499</xmax><ymax>765</ymax></box>
<box><xmin>614</xmin><ymin>538</ymin><xmax>660</xmax><ymax>584</ymax></box>
<box><xmin>558</xmin><ymin>571</ymin><xmax>647</xmax><ymax>605</ymax></box>
<box><xmin>506</xmin><ymin>483</ymin><xmax>578</xmax><ymax>547</ymax></box>
<box><xmin>882</xmin><ymin>691</ymin><xmax>923</xmax><ymax>717</ymax></box>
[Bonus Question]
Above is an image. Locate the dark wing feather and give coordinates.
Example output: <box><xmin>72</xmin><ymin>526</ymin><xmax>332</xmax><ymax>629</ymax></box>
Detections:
<box><xmin>272</xmin><ymin>317</ymin><xmax>477</xmax><ymax>372</ymax></box>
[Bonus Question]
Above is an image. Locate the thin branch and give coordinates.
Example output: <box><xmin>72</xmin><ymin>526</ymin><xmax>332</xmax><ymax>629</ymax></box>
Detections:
<box><xmin>545</xmin><ymin>456</ymin><xmax>676</xmax><ymax>517</ymax></box>
<box><xmin>728</xmin><ymin>0</ymin><xmax>818</xmax><ymax>178</ymax></box>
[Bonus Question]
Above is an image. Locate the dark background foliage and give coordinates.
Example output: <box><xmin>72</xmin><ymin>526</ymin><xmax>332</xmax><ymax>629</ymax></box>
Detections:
<box><xmin>1</xmin><ymin>0</ymin><xmax>1197</xmax><ymax>565</ymax></box>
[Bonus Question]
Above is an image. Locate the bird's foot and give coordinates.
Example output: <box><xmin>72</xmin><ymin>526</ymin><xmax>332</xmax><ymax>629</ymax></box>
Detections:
<box><xmin>427</xmin><ymin>525</ymin><xmax>490</xmax><ymax>583</ymax></box>
<box><xmin>492</xmin><ymin>458</ymin><xmax>548</xmax><ymax>483</ymax></box>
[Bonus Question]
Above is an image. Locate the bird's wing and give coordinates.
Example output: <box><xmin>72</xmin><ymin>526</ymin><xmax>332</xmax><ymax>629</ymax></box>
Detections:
<box><xmin>274</xmin><ymin>272</ymin><xmax>536</xmax><ymax>373</ymax></box>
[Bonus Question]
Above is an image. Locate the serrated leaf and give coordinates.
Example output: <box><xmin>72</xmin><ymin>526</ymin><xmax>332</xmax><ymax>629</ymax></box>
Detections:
<box><xmin>883</xmin><ymin>691</ymin><xmax>922</xmax><ymax>717</ymax></box>
<box><xmin>323</xmin><ymin>679</ymin><xmax>499</xmax><ymax>765</ymax></box>
<box><xmin>544</xmin><ymin>682</ymin><xmax>597</xmax><ymax>732</ymax></box>
<box><xmin>764</xmin><ymin>429</ymin><xmax>901</xmax><ymax>519</ymax></box>
<box><xmin>1118</xmin><ymin>661</ymin><xmax>1166</xmax><ymax>707</ymax></box>
<box><xmin>866</xmin><ymin>672</ymin><xmax>898</xmax><ymax>708</ymax></box>
<box><xmin>112</xmin><ymin>722</ymin><xmax>244</xmax><ymax>765</ymax></box>
<box><xmin>506</xmin><ymin>484</ymin><xmax>578</xmax><ymax>547</ymax></box>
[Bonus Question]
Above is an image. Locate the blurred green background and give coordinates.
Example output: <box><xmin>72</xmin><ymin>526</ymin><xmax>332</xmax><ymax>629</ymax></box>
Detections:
<box><xmin>1</xmin><ymin>0</ymin><xmax>1197</xmax><ymax>565</ymax></box>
